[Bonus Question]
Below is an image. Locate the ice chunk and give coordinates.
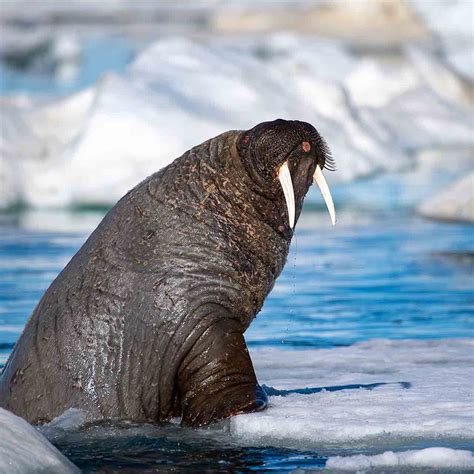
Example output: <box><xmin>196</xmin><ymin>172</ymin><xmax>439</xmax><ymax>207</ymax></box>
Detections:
<box><xmin>345</xmin><ymin>58</ymin><xmax>419</xmax><ymax>108</ymax></box>
<box><xmin>43</xmin><ymin>408</ymin><xmax>87</xmax><ymax>431</ymax></box>
<box><xmin>362</xmin><ymin>87</ymin><xmax>474</xmax><ymax>151</ymax></box>
<box><xmin>61</xmin><ymin>73</ymin><xmax>226</xmax><ymax>206</ymax></box>
<box><xmin>326</xmin><ymin>447</ymin><xmax>474</xmax><ymax>470</ymax></box>
<box><xmin>418</xmin><ymin>172</ymin><xmax>474</xmax><ymax>223</ymax></box>
<box><xmin>0</xmin><ymin>408</ymin><xmax>79</xmax><ymax>473</ymax></box>
<box><xmin>410</xmin><ymin>0</ymin><xmax>474</xmax><ymax>81</ymax></box>
<box><xmin>0</xmin><ymin>88</ymin><xmax>94</xmax><ymax>209</ymax></box>
<box><xmin>406</xmin><ymin>45</ymin><xmax>471</xmax><ymax>107</ymax></box>
<box><xmin>0</xmin><ymin>101</ymin><xmax>42</xmax><ymax>207</ymax></box>
<box><xmin>40</xmin><ymin>408</ymin><xmax>87</xmax><ymax>442</ymax></box>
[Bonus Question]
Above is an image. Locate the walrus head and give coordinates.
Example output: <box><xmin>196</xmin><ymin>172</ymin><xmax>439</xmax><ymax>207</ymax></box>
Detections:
<box><xmin>237</xmin><ymin>119</ymin><xmax>336</xmax><ymax>229</ymax></box>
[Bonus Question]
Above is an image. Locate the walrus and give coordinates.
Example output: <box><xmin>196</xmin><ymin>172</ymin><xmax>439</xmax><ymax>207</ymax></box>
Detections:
<box><xmin>0</xmin><ymin>119</ymin><xmax>336</xmax><ymax>427</ymax></box>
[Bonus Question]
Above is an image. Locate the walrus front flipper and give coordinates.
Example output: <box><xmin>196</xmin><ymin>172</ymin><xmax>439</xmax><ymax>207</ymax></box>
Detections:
<box><xmin>178</xmin><ymin>318</ymin><xmax>267</xmax><ymax>427</ymax></box>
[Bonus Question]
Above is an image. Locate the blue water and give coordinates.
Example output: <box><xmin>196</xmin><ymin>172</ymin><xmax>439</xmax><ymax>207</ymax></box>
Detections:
<box><xmin>1</xmin><ymin>208</ymin><xmax>472</xmax><ymax>367</ymax></box>
<box><xmin>0</xmin><ymin>36</ymin><xmax>137</xmax><ymax>97</ymax></box>
<box><xmin>1</xmin><ymin>206</ymin><xmax>472</xmax><ymax>471</ymax></box>
<box><xmin>250</xmin><ymin>208</ymin><xmax>474</xmax><ymax>349</ymax></box>
<box><xmin>46</xmin><ymin>421</ymin><xmax>329</xmax><ymax>473</ymax></box>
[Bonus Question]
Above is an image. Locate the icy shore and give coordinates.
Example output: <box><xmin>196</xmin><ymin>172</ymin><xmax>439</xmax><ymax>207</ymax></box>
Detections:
<box><xmin>25</xmin><ymin>338</ymin><xmax>473</xmax><ymax>470</ymax></box>
<box><xmin>232</xmin><ymin>338</ymin><xmax>474</xmax><ymax>451</ymax></box>
<box><xmin>1</xmin><ymin>33</ymin><xmax>472</xmax><ymax>210</ymax></box>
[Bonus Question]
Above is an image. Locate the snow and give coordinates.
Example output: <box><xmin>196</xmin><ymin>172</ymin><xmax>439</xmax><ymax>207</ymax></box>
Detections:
<box><xmin>1</xmin><ymin>32</ymin><xmax>472</xmax><ymax>210</ymax></box>
<box><xmin>231</xmin><ymin>339</ymin><xmax>474</xmax><ymax>450</ymax></box>
<box><xmin>411</xmin><ymin>0</ymin><xmax>474</xmax><ymax>81</ymax></box>
<box><xmin>418</xmin><ymin>173</ymin><xmax>474</xmax><ymax>223</ymax></box>
<box><xmin>0</xmin><ymin>408</ymin><xmax>79</xmax><ymax>473</ymax></box>
<box><xmin>326</xmin><ymin>447</ymin><xmax>474</xmax><ymax>470</ymax></box>
<box><xmin>0</xmin><ymin>89</ymin><xmax>95</xmax><ymax>208</ymax></box>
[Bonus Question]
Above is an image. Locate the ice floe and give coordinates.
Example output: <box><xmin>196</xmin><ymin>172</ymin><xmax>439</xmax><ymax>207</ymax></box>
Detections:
<box><xmin>326</xmin><ymin>447</ymin><xmax>474</xmax><ymax>470</ymax></box>
<box><xmin>232</xmin><ymin>338</ymin><xmax>474</xmax><ymax>451</ymax></box>
<box><xmin>0</xmin><ymin>88</ymin><xmax>95</xmax><ymax>208</ymax></box>
<box><xmin>0</xmin><ymin>408</ymin><xmax>79</xmax><ymax>473</ymax></box>
<box><xmin>418</xmin><ymin>172</ymin><xmax>474</xmax><ymax>223</ymax></box>
<box><xmin>1</xmin><ymin>32</ymin><xmax>472</xmax><ymax>210</ymax></box>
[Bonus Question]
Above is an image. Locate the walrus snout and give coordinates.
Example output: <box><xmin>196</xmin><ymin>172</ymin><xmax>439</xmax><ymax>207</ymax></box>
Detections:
<box><xmin>237</xmin><ymin>119</ymin><xmax>336</xmax><ymax>228</ymax></box>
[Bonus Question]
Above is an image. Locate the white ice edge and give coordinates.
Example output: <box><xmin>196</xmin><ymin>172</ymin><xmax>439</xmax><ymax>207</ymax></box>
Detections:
<box><xmin>230</xmin><ymin>338</ymin><xmax>474</xmax><ymax>452</ymax></box>
<box><xmin>326</xmin><ymin>447</ymin><xmax>474</xmax><ymax>470</ymax></box>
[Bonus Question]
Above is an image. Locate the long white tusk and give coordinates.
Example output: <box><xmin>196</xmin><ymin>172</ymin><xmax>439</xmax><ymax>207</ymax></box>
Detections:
<box><xmin>313</xmin><ymin>165</ymin><xmax>336</xmax><ymax>226</ymax></box>
<box><xmin>277</xmin><ymin>161</ymin><xmax>295</xmax><ymax>229</ymax></box>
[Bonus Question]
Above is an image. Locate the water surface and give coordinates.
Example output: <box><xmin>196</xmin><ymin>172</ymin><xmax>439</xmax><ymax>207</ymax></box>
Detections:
<box><xmin>0</xmin><ymin>207</ymin><xmax>472</xmax><ymax>471</ymax></box>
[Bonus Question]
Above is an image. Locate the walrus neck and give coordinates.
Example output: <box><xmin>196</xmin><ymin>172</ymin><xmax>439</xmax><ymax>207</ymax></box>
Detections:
<box><xmin>133</xmin><ymin>131</ymin><xmax>292</xmax><ymax>326</ymax></box>
<box><xmin>175</xmin><ymin>132</ymin><xmax>292</xmax><ymax>322</ymax></box>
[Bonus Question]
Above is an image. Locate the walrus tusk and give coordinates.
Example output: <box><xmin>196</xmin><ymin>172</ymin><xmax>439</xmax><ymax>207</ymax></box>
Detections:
<box><xmin>277</xmin><ymin>161</ymin><xmax>295</xmax><ymax>229</ymax></box>
<box><xmin>313</xmin><ymin>165</ymin><xmax>336</xmax><ymax>226</ymax></box>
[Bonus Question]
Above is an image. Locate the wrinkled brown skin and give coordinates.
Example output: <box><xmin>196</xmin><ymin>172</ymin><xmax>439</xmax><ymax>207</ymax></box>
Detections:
<box><xmin>0</xmin><ymin>119</ymin><xmax>328</xmax><ymax>427</ymax></box>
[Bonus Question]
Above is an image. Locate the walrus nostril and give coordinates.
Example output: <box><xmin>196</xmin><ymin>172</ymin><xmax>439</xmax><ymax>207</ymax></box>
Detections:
<box><xmin>302</xmin><ymin>141</ymin><xmax>311</xmax><ymax>152</ymax></box>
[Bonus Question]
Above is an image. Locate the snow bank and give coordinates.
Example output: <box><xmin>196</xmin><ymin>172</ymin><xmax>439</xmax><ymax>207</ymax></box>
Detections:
<box><xmin>0</xmin><ymin>89</ymin><xmax>94</xmax><ymax>208</ymax></box>
<box><xmin>411</xmin><ymin>0</ymin><xmax>474</xmax><ymax>81</ymax></box>
<box><xmin>1</xmin><ymin>33</ymin><xmax>472</xmax><ymax>209</ymax></box>
<box><xmin>326</xmin><ymin>447</ymin><xmax>474</xmax><ymax>470</ymax></box>
<box><xmin>418</xmin><ymin>173</ymin><xmax>474</xmax><ymax>223</ymax></box>
<box><xmin>0</xmin><ymin>408</ymin><xmax>79</xmax><ymax>473</ymax></box>
<box><xmin>232</xmin><ymin>339</ymin><xmax>474</xmax><ymax>450</ymax></box>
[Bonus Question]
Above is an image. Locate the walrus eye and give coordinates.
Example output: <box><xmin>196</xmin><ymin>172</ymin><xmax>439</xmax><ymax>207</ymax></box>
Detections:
<box><xmin>277</xmin><ymin>161</ymin><xmax>295</xmax><ymax>229</ymax></box>
<box><xmin>313</xmin><ymin>165</ymin><xmax>336</xmax><ymax>226</ymax></box>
